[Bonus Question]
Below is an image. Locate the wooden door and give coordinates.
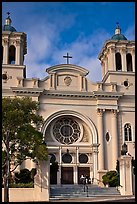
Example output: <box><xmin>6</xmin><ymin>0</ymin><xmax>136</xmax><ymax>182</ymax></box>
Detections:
<box><xmin>61</xmin><ymin>167</ymin><xmax>73</xmax><ymax>184</ymax></box>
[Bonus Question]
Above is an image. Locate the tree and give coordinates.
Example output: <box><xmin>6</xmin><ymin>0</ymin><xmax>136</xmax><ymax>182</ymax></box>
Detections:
<box><xmin>2</xmin><ymin>97</ymin><xmax>48</xmax><ymax>202</ymax></box>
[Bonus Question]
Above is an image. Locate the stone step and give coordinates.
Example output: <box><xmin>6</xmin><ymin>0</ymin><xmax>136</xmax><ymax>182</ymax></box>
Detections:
<box><xmin>50</xmin><ymin>184</ymin><xmax>120</xmax><ymax>198</ymax></box>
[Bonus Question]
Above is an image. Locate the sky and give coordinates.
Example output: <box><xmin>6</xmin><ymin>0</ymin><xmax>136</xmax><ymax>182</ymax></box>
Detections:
<box><xmin>2</xmin><ymin>2</ymin><xmax>135</xmax><ymax>82</ymax></box>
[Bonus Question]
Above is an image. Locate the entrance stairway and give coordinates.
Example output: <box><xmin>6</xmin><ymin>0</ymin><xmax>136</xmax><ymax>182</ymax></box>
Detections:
<box><xmin>50</xmin><ymin>184</ymin><xmax>120</xmax><ymax>199</ymax></box>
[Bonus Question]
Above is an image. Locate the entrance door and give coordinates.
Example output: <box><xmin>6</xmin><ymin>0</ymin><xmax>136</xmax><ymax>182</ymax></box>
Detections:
<box><xmin>61</xmin><ymin>167</ymin><xmax>73</xmax><ymax>184</ymax></box>
<box><xmin>78</xmin><ymin>167</ymin><xmax>90</xmax><ymax>184</ymax></box>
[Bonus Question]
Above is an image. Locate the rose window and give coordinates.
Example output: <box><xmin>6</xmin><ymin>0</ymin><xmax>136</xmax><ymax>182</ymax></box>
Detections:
<box><xmin>53</xmin><ymin>118</ymin><xmax>81</xmax><ymax>144</ymax></box>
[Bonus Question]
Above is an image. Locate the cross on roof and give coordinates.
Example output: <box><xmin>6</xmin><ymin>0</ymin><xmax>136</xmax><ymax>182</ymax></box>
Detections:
<box><xmin>63</xmin><ymin>53</ymin><xmax>72</xmax><ymax>64</ymax></box>
<box><xmin>7</xmin><ymin>12</ymin><xmax>10</xmax><ymax>17</ymax></box>
<box><xmin>116</xmin><ymin>22</ymin><xmax>119</xmax><ymax>28</ymax></box>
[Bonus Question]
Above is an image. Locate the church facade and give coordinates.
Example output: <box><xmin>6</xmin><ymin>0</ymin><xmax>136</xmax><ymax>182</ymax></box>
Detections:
<box><xmin>2</xmin><ymin>15</ymin><xmax>135</xmax><ymax>185</ymax></box>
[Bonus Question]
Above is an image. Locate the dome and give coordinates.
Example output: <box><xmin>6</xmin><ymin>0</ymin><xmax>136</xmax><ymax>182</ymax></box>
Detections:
<box><xmin>111</xmin><ymin>34</ymin><xmax>127</xmax><ymax>40</ymax></box>
<box><xmin>3</xmin><ymin>25</ymin><xmax>17</xmax><ymax>32</ymax></box>
<box><xmin>111</xmin><ymin>22</ymin><xmax>127</xmax><ymax>41</ymax></box>
<box><xmin>2</xmin><ymin>13</ymin><xmax>17</xmax><ymax>32</ymax></box>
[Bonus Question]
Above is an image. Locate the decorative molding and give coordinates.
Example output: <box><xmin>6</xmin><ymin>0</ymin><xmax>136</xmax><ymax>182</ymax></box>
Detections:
<box><xmin>64</xmin><ymin>76</ymin><xmax>72</xmax><ymax>86</ymax></box>
<box><xmin>97</xmin><ymin>108</ymin><xmax>104</xmax><ymax>116</ymax></box>
<box><xmin>111</xmin><ymin>109</ymin><xmax>117</xmax><ymax>116</ymax></box>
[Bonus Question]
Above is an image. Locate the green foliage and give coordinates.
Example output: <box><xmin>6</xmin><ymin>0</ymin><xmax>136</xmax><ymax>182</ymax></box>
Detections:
<box><xmin>15</xmin><ymin>168</ymin><xmax>32</xmax><ymax>184</ymax></box>
<box><xmin>102</xmin><ymin>170</ymin><xmax>120</xmax><ymax>187</ymax></box>
<box><xmin>9</xmin><ymin>182</ymin><xmax>34</xmax><ymax>188</ymax></box>
<box><xmin>2</xmin><ymin>97</ymin><xmax>48</xmax><ymax>177</ymax></box>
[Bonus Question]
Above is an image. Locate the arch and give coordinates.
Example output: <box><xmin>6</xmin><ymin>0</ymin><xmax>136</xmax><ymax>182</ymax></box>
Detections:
<box><xmin>41</xmin><ymin>110</ymin><xmax>98</xmax><ymax>144</ymax></box>
<box><xmin>115</xmin><ymin>52</ymin><xmax>122</xmax><ymax>71</ymax></box>
<box><xmin>9</xmin><ymin>45</ymin><xmax>16</xmax><ymax>64</ymax></box>
<box><xmin>124</xmin><ymin>123</ymin><xmax>132</xmax><ymax>142</ymax></box>
<box><xmin>126</xmin><ymin>53</ymin><xmax>133</xmax><ymax>72</ymax></box>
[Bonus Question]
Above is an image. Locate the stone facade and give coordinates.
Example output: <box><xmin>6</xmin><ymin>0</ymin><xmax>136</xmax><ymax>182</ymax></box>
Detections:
<box><xmin>2</xmin><ymin>15</ymin><xmax>135</xmax><ymax>185</ymax></box>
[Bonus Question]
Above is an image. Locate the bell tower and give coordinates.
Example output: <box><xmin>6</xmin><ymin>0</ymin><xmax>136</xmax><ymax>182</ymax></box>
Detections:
<box><xmin>98</xmin><ymin>23</ymin><xmax>135</xmax><ymax>83</ymax></box>
<box><xmin>2</xmin><ymin>13</ymin><xmax>27</xmax><ymax>87</ymax></box>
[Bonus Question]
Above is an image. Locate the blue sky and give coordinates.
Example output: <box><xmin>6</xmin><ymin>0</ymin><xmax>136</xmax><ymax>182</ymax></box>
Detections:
<box><xmin>2</xmin><ymin>2</ymin><xmax>135</xmax><ymax>82</ymax></box>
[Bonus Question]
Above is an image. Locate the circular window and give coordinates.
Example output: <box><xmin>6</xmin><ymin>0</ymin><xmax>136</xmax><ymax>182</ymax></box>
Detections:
<box><xmin>124</xmin><ymin>80</ymin><xmax>128</xmax><ymax>87</ymax></box>
<box><xmin>79</xmin><ymin>154</ymin><xmax>88</xmax><ymax>163</ymax></box>
<box><xmin>53</xmin><ymin>118</ymin><xmax>81</xmax><ymax>144</ymax></box>
<box><xmin>62</xmin><ymin>153</ymin><xmax>72</xmax><ymax>163</ymax></box>
<box><xmin>2</xmin><ymin>73</ymin><xmax>7</xmax><ymax>80</ymax></box>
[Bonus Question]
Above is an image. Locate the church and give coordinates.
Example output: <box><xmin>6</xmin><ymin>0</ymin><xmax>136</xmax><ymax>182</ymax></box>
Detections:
<box><xmin>2</xmin><ymin>14</ymin><xmax>135</xmax><ymax>185</ymax></box>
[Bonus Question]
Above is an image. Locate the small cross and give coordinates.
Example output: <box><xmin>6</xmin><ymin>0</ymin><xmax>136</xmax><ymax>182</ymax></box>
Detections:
<box><xmin>7</xmin><ymin>12</ymin><xmax>10</xmax><ymax>17</ymax></box>
<box><xmin>63</xmin><ymin>53</ymin><xmax>72</xmax><ymax>64</ymax></box>
<box><xmin>116</xmin><ymin>22</ymin><xmax>119</xmax><ymax>28</ymax></box>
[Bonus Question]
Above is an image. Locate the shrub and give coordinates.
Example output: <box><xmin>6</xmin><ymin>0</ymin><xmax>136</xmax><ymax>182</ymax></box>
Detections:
<box><xmin>102</xmin><ymin>170</ymin><xmax>120</xmax><ymax>187</ymax></box>
<box><xmin>15</xmin><ymin>168</ymin><xmax>33</xmax><ymax>184</ymax></box>
<box><xmin>9</xmin><ymin>182</ymin><xmax>34</xmax><ymax>188</ymax></box>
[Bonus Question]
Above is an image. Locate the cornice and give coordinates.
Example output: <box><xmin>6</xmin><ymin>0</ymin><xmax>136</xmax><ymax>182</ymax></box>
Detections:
<box><xmin>11</xmin><ymin>87</ymin><xmax>44</xmax><ymax>95</ymax></box>
<box><xmin>43</xmin><ymin>90</ymin><xmax>124</xmax><ymax>99</ymax></box>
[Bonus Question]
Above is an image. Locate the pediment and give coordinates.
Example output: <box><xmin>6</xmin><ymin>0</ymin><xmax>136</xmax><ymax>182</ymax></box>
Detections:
<box><xmin>46</xmin><ymin>64</ymin><xmax>89</xmax><ymax>91</ymax></box>
<box><xmin>46</xmin><ymin>64</ymin><xmax>89</xmax><ymax>76</ymax></box>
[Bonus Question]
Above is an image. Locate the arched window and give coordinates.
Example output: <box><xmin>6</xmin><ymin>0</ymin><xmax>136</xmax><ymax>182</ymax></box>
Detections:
<box><xmin>126</xmin><ymin>53</ymin><xmax>133</xmax><ymax>72</ymax></box>
<box><xmin>9</xmin><ymin>45</ymin><xmax>16</xmax><ymax>64</ymax></box>
<box><xmin>124</xmin><ymin>123</ymin><xmax>132</xmax><ymax>141</ymax></box>
<box><xmin>2</xmin><ymin>46</ymin><xmax>3</xmax><ymax>64</ymax></box>
<box><xmin>115</xmin><ymin>52</ymin><xmax>122</xmax><ymax>71</ymax></box>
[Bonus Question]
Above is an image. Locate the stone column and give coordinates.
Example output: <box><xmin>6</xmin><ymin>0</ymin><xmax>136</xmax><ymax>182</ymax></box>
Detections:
<box><xmin>16</xmin><ymin>40</ymin><xmax>21</xmax><ymax>65</ymax></box>
<box><xmin>76</xmin><ymin>147</ymin><xmax>79</xmax><ymax>164</ymax></box>
<box><xmin>3</xmin><ymin>39</ymin><xmax>9</xmax><ymax>64</ymax></box>
<box><xmin>131</xmin><ymin>49</ymin><xmax>135</xmax><ymax>72</ymax></box>
<box><xmin>58</xmin><ymin>146</ymin><xmax>62</xmax><ymax>184</ymax></box>
<box><xmin>119</xmin><ymin>155</ymin><xmax>133</xmax><ymax>195</ymax></box>
<box><xmin>101</xmin><ymin>61</ymin><xmax>105</xmax><ymax>78</ymax></box>
<box><xmin>111</xmin><ymin>109</ymin><xmax>118</xmax><ymax>169</ymax></box>
<box><xmin>73</xmin><ymin>166</ymin><xmax>78</xmax><ymax>184</ymax></box>
<box><xmin>121</xmin><ymin>48</ymin><xmax>127</xmax><ymax>71</ymax></box>
<box><xmin>97</xmin><ymin>108</ymin><xmax>104</xmax><ymax>170</ymax></box>
<box><xmin>57</xmin><ymin>166</ymin><xmax>61</xmax><ymax>184</ymax></box>
<box><xmin>111</xmin><ymin>47</ymin><xmax>116</xmax><ymax>71</ymax></box>
<box><xmin>104</xmin><ymin>56</ymin><xmax>108</xmax><ymax>74</ymax></box>
<box><xmin>92</xmin><ymin>144</ymin><xmax>99</xmax><ymax>184</ymax></box>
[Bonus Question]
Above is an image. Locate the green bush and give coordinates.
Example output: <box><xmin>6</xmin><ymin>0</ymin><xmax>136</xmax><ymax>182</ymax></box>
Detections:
<box><xmin>9</xmin><ymin>182</ymin><xmax>34</xmax><ymax>188</ymax></box>
<box><xmin>102</xmin><ymin>170</ymin><xmax>120</xmax><ymax>187</ymax></box>
<box><xmin>15</xmin><ymin>168</ymin><xmax>36</xmax><ymax>184</ymax></box>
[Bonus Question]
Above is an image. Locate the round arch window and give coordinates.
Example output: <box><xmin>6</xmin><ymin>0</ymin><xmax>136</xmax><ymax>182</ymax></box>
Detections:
<box><xmin>53</xmin><ymin>118</ymin><xmax>81</xmax><ymax>144</ymax></box>
<box><xmin>79</xmin><ymin>154</ymin><xmax>88</xmax><ymax>163</ymax></box>
<box><xmin>62</xmin><ymin>153</ymin><xmax>72</xmax><ymax>163</ymax></box>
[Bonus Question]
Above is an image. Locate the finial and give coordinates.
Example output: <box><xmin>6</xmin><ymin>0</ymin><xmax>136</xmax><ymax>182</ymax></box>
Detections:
<box><xmin>116</xmin><ymin>22</ymin><xmax>119</xmax><ymax>28</ymax></box>
<box><xmin>7</xmin><ymin>12</ymin><xmax>10</xmax><ymax>17</ymax></box>
<box><xmin>5</xmin><ymin>12</ymin><xmax>12</xmax><ymax>26</ymax></box>
<box><xmin>115</xmin><ymin>22</ymin><xmax>121</xmax><ymax>35</ymax></box>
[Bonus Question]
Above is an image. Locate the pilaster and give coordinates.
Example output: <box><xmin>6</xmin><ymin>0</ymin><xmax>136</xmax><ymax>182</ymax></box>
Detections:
<box><xmin>97</xmin><ymin>108</ymin><xmax>105</xmax><ymax>170</ymax></box>
<box><xmin>111</xmin><ymin>109</ymin><xmax>118</xmax><ymax>169</ymax></box>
